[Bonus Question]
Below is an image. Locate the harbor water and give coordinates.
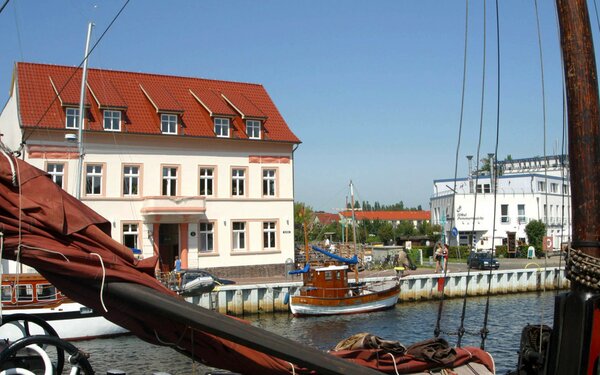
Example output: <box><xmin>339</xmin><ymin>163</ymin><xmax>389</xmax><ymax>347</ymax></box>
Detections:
<box><xmin>76</xmin><ymin>291</ymin><xmax>557</xmax><ymax>374</ymax></box>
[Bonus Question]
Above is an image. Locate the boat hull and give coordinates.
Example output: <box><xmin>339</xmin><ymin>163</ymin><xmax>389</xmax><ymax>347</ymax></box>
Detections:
<box><xmin>290</xmin><ymin>284</ymin><xmax>400</xmax><ymax>316</ymax></box>
<box><xmin>1</xmin><ymin>302</ymin><xmax>128</xmax><ymax>341</ymax></box>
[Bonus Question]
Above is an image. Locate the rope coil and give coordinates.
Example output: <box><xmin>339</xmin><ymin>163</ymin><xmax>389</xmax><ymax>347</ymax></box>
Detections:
<box><xmin>566</xmin><ymin>248</ymin><xmax>600</xmax><ymax>291</ymax></box>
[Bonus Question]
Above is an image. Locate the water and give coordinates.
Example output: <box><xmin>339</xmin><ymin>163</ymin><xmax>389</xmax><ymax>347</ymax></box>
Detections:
<box><xmin>74</xmin><ymin>291</ymin><xmax>558</xmax><ymax>374</ymax></box>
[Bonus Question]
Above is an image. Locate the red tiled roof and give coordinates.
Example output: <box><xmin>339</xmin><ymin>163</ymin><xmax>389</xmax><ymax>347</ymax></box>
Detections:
<box><xmin>189</xmin><ymin>88</ymin><xmax>237</xmax><ymax>117</ymax></box>
<box><xmin>315</xmin><ymin>212</ymin><xmax>340</xmax><ymax>224</ymax></box>
<box><xmin>15</xmin><ymin>62</ymin><xmax>300</xmax><ymax>143</ymax></box>
<box><xmin>222</xmin><ymin>91</ymin><xmax>266</xmax><ymax>119</ymax></box>
<box><xmin>340</xmin><ymin>210</ymin><xmax>431</xmax><ymax>221</ymax></box>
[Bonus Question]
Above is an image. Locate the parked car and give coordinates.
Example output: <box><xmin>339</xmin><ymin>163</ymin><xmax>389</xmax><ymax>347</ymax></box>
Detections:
<box><xmin>467</xmin><ymin>252</ymin><xmax>500</xmax><ymax>270</ymax></box>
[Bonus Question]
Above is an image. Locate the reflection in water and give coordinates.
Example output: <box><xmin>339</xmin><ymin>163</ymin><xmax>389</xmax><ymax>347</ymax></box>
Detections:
<box><xmin>74</xmin><ymin>291</ymin><xmax>557</xmax><ymax>374</ymax></box>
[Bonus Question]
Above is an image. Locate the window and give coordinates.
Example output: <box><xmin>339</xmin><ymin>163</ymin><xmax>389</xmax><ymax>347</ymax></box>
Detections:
<box><xmin>563</xmin><ymin>184</ymin><xmax>569</xmax><ymax>194</ymax></box>
<box><xmin>162</xmin><ymin>166</ymin><xmax>178</xmax><ymax>196</ymax></box>
<box><xmin>36</xmin><ymin>284</ymin><xmax>57</xmax><ymax>301</ymax></box>
<box><xmin>16</xmin><ymin>284</ymin><xmax>33</xmax><ymax>302</ymax></box>
<box><xmin>476</xmin><ymin>184</ymin><xmax>491</xmax><ymax>193</ymax></box>
<box><xmin>199</xmin><ymin>222</ymin><xmax>214</xmax><ymax>253</ymax></box>
<box><xmin>263</xmin><ymin>221</ymin><xmax>276</xmax><ymax>249</ymax></box>
<box><xmin>47</xmin><ymin>163</ymin><xmax>65</xmax><ymax>188</ymax></box>
<box><xmin>232</xmin><ymin>222</ymin><xmax>246</xmax><ymax>250</ymax></box>
<box><xmin>161</xmin><ymin>114</ymin><xmax>178</xmax><ymax>134</ymax></box>
<box><xmin>103</xmin><ymin>110</ymin><xmax>121</xmax><ymax>131</ymax></box>
<box><xmin>518</xmin><ymin>204</ymin><xmax>526</xmax><ymax>224</ymax></box>
<box><xmin>232</xmin><ymin>168</ymin><xmax>245</xmax><ymax>196</ymax></box>
<box><xmin>123</xmin><ymin>223</ymin><xmax>139</xmax><ymax>249</ymax></box>
<box><xmin>1</xmin><ymin>286</ymin><xmax>11</xmax><ymax>302</ymax></box>
<box><xmin>550</xmin><ymin>183</ymin><xmax>558</xmax><ymax>193</ymax></box>
<box><xmin>66</xmin><ymin>108</ymin><xmax>80</xmax><ymax>129</ymax></box>
<box><xmin>538</xmin><ymin>181</ymin><xmax>546</xmax><ymax>192</ymax></box>
<box><xmin>246</xmin><ymin>120</ymin><xmax>261</xmax><ymax>139</ymax></box>
<box><xmin>500</xmin><ymin>204</ymin><xmax>509</xmax><ymax>223</ymax></box>
<box><xmin>199</xmin><ymin>168</ymin><xmax>214</xmax><ymax>196</ymax></box>
<box><xmin>85</xmin><ymin>164</ymin><xmax>103</xmax><ymax>195</ymax></box>
<box><xmin>123</xmin><ymin>165</ymin><xmax>140</xmax><ymax>196</ymax></box>
<box><xmin>214</xmin><ymin>117</ymin><xmax>230</xmax><ymax>137</ymax></box>
<box><xmin>262</xmin><ymin>169</ymin><xmax>276</xmax><ymax>197</ymax></box>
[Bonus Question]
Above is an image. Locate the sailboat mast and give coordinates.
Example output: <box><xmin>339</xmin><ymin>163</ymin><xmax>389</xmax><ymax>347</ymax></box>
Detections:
<box><xmin>75</xmin><ymin>22</ymin><xmax>94</xmax><ymax>200</ymax></box>
<box><xmin>350</xmin><ymin>181</ymin><xmax>359</xmax><ymax>281</ymax></box>
<box><xmin>557</xmin><ymin>0</ymin><xmax>600</xmax><ymax>260</ymax></box>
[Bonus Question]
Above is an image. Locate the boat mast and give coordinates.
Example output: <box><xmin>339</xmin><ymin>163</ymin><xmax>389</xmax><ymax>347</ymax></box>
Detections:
<box><xmin>74</xmin><ymin>22</ymin><xmax>94</xmax><ymax>200</ymax></box>
<box><xmin>349</xmin><ymin>181</ymin><xmax>359</xmax><ymax>282</ymax></box>
<box><xmin>548</xmin><ymin>1</ymin><xmax>600</xmax><ymax>373</ymax></box>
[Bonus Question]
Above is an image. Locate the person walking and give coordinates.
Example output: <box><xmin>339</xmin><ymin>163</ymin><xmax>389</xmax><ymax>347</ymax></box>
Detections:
<box><xmin>442</xmin><ymin>244</ymin><xmax>449</xmax><ymax>272</ymax></box>
<box><xmin>434</xmin><ymin>244</ymin><xmax>443</xmax><ymax>273</ymax></box>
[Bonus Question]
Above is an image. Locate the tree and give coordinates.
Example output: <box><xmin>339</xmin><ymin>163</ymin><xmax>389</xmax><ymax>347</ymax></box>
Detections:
<box><xmin>294</xmin><ymin>202</ymin><xmax>316</xmax><ymax>243</ymax></box>
<box><xmin>377</xmin><ymin>222</ymin><xmax>395</xmax><ymax>245</ymax></box>
<box><xmin>525</xmin><ymin>220</ymin><xmax>546</xmax><ymax>252</ymax></box>
<box><xmin>396</xmin><ymin>220</ymin><xmax>415</xmax><ymax>237</ymax></box>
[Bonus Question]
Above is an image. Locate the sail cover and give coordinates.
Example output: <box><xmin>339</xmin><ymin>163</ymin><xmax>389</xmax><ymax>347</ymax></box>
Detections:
<box><xmin>0</xmin><ymin>152</ymin><xmax>494</xmax><ymax>374</ymax></box>
<box><xmin>311</xmin><ymin>245</ymin><xmax>359</xmax><ymax>264</ymax></box>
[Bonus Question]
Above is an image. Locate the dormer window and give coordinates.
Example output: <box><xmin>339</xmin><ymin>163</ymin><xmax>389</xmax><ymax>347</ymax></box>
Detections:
<box><xmin>161</xmin><ymin>113</ymin><xmax>178</xmax><ymax>134</ymax></box>
<box><xmin>66</xmin><ymin>108</ymin><xmax>80</xmax><ymax>129</ymax></box>
<box><xmin>246</xmin><ymin>120</ymin><xmax>261</xmax><ymax>139</ymax></box>
<box><xmin>103</xmin><ymin>110</ymin><xmax>121</xmax><ymax>131</ymax></box>
<box><xmin>214</xmin><ymin>118</ymin><xmax>230</xmax><ymax>138</ymax></box>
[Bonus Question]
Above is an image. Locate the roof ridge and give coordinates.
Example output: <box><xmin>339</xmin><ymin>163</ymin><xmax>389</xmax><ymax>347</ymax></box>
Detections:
<box><xmin>17</xmin><ymin>61</ymin><xmax>265</xmax><ymax>88</ymax></box>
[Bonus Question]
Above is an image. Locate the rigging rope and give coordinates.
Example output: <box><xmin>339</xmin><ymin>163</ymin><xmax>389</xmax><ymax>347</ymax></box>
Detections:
<box><xmin>479</xmin><ymin>0</ymin><xmax>502</xmax><ymax>351</ymax></box>
<box><xmin>435</xmin><ymin>0</ymin><xmax>469</xmax><ymax>341</ymax></box>
<box><xmin>457</xmin><ymin>0</ymin><xmax>486</xmax><ymax>348</ymax></box>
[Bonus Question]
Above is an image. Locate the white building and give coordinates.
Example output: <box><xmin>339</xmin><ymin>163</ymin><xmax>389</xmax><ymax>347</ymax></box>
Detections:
<box><xmin>0</xmin><ymin>62</ymin><xmax>301</xmax><ymax>277</ymax></box>
<box><xmin>430</xmin><ymin>155</ymin><xmax>571</xmax><ymax>252</ymax></box>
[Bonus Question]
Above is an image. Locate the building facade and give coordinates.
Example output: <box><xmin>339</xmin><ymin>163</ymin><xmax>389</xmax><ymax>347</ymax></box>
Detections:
<box><xmin>0</xmin><ymin>62</ymin><xmax>301</xmax><ymax>277</ymax></box>
<box><xmin>430</xmin><ymin>155</ymin><xmax>571</xmax><ymax>252</ymax></box>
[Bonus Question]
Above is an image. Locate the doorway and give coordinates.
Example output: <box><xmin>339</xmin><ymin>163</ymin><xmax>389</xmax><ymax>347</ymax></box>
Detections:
<box><xmin>159</xmin><ymin>223</ymin><xmax>179</xmax><ymax>273</ymax></box>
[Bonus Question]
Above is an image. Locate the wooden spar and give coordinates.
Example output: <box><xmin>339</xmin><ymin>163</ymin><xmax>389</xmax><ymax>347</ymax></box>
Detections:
<box><xmin>302</xmin><ymin>207</ymin><xmax>310</xmax><ymax>265</ymax></box>
<box><xmin>107</xmin><ymin>282</ymin><xmax>381</xmax><ymax>375</ymax></box>
<box><xmin>545</xmin><ymin>2</ymin><xmax>600</xmax><ymax>374</ymax></box>
<box><xmin>557</xmin><ymin>0</ymin><xmax>600</xmax><ymax>260</ymax></box>
<box><xmin>349</xmin><ymin>181</ymin><xmax>359</xmax><ymax>282</ymax></box>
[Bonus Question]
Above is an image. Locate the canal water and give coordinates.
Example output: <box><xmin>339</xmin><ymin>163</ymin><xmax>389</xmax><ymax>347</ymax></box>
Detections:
<box><xmin>76</xmin><ymin>291</ymin><xmax>558</xmax><ymax>374</ymax></box>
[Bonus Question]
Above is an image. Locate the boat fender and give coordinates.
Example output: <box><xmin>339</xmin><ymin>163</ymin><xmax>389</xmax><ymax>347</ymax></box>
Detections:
<box><xmin>283</xmin><ymin>292</ymin><xmax>290</xmax><ymax>305</ymax></box>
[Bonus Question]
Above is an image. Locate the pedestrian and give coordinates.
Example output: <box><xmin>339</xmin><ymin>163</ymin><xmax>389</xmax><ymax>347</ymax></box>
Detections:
<box><xmin>434</xmin><ymin>244</ymin><xmax>443</xmax><ymax>273</ymax></box>
<box><xmin>443</xmin><ymin>244</ymin><xmax>449</xmax><ymax>272</ymax></box>
<box><xmin>174</xmin><ymin>256</ymin><xmax>181</xmax><ymax>272</ymax></box>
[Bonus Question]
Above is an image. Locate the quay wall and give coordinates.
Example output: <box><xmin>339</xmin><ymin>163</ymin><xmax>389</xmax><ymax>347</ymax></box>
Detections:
<box><xmin>186</xmin><ymin>267</ymin><xmax>568</xmax><ymax>316</ymax></box>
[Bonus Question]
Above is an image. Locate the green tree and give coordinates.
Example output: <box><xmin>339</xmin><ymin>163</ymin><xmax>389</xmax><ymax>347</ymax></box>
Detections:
<box><xmin>525</xmin><ymin>220</ymin><xmax>546</xmax><ymax>252</ymax></box>
<box><xmin>377</xmin><ymin>222</ymin><xmax>395</xmax><ymax>244</ymax></box>
<box><xmin>294</xmin><ymin>202</ymin><xmax>315</xmax><ymax>243</ymax></box>
<box><xmin>396</xmin><ymin>220</ymin><xmax>415</xmax><ymax>236</ymax></box>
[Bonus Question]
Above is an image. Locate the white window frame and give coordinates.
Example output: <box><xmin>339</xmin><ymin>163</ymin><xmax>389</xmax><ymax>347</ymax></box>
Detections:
<box><xmin>550</xmin><ymin>183</ymin><xmax>558</xmax><ymax>193</ymax></box>
<box><xmin>199</xmin><ymin>222</ymin><xmax>214</xmax><ymax>253</ymax></box>
<box><xmin>263</xmin><ymin>221</ymin><xmax>276</xmax><ymax>250</ymax></box>
<box><xmin>65</xmin><ymin>108</ymin><xmax>80</xmax><ymax>129</ymax></box>
<box><xmin>162</xmin><ymin>166</ymin><xmax>178</xmax><ymax>196</ymax></box>
<box><xmin>47</xmin><ymin>163</ymin><xmax>65</xmax><ymax>188</ymax></box>
<box><xmin>538</xmin><ymin>181</ymin><xmax>546</xmax><ymax>192</ymax></box>
<box><xmin>123</xmin><ymin>165</ymin><xmax>140</xmax><ymax>196</ymax></box>
<box><xmin>246</xmin><ymin>119</ymin><xmax>261</xmax><ymax>139</ymax></box>
<box><xmin>85</xmin><ymin>164</ymin><xmax>103</xmax><ymax>196</ymax></box>
<box><xmin>232</xmin><ymin>222</ymin><xmax>246</xmax><ymax>251</ymax></box>
<box><xmin>199</xmin><ymin>167</ymin><xmax>214</xmax><ymax>196</ymax></box>
<box><xmin>262</xmin><ymin>169</ymin><xmax>276</xmax><ymax>197</ymax></box>
<box><xmin>161</xmin><ymin>113</ymin><xmax>178</xmax><ymax>134</ymax></box>
<box><xmin>500</xmin><ymin>204</ymin><xmax>509</xmax><ymax>224</ymax></box>
<box><xmin>214</xmin><ymin>117</ymin><xmax>230</xmax><ymax>138</ymax></box>
<box><xmin>122</xmin><ymin>223</ymin><xmax>139</xmax><ymax>249</ymax></box>
<box><xmin>517</xmin><ymin>204</ymin><xmax>526</xmax><ymax>224</ymax></box>
<box><xmin>103</xmin><ymin>110</ymin><xmax>121</xmax><ymax>131</ymax></box>
<box><xmin>232</xmin><ymin>168</ymin><xmax>246</xmax><ymax>196</ymax></box>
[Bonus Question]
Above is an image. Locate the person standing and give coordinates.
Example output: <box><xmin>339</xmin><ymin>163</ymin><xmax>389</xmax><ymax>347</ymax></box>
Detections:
<box><xmin>174</xmin><ymin>256</ymin><xmax>181</xmax><ymax>272</ymax></box>
<box><xmin>443</xmin><ymin>244</ymin><xmax>449</xmax><ymax>272</ymax></box>
<box><xmin>434</xmin><ymin>244</ymin><xmax>443</xmax><ymax>273</ymax></box>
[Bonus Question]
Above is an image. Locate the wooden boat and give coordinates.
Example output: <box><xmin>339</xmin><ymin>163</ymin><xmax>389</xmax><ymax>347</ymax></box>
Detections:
<box><xmin>0</xmin><ymin>273</ymin><xmax>127</xmax><ymax>341</ymax></box>
<box><xmin>289</xmin><ymin>249</ymin><xmax>400</xmax><ymax>316</ymax></box>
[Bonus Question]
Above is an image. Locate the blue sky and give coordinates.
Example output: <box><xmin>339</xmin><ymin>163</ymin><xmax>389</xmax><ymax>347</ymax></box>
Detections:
<box><xmin>0</xmin><ymin>1</ymin><xmax>575</xmax><ymax>212</ymax></box>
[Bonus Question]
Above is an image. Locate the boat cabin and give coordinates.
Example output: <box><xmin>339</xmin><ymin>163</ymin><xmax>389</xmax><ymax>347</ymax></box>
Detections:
<box><xmin>1</xmin><ymin>274</ymin><xmax>63</xmax><ymax>307</ymax></box>
<box><xmin>302</xmin><ymin>265</ymin><xmax>351</xmax><ymax>298</ymax></box>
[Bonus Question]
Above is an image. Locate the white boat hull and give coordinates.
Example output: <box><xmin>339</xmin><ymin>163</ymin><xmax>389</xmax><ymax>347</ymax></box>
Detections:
<box><xmin>1</xmin><ymin>302</ymin><xmax>128</xmax><ymax>341</ymax></box>
<box><xmin>289</xmin><ymin>293</ymin><xmax>398</xmax><ymax>316</ymax></box>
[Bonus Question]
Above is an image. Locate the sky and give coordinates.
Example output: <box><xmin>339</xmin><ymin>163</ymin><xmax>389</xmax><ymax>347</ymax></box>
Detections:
<box><xmin>0</xmin><ymin>1</ymin><xmax>578</xmax><ymax>212</ymax></box>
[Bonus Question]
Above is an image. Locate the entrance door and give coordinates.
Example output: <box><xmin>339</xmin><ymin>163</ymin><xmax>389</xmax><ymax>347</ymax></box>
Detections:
<box><xmin>507</xmin><ymin>231</ymin><xmax>516</xmax><ymax>257</ymax></box>
<box><xmin>158</xmin><ymin>224</ymin><xmax>179</xmax><ymax>273</ymax></box>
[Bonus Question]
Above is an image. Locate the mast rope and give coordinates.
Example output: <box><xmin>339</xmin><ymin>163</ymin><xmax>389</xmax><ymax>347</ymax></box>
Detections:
<box><xmin>434</xmin><ymin>0</ymin><xmax>470</xmax><ymax>341</ymax></box>
<box><xmin>478</xmin><ymin>0</ymin><xmax>502</xmax><ymax>351</ymax></box>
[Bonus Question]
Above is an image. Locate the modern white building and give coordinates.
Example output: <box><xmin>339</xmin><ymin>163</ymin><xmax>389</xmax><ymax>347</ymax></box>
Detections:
<box><xmin>430</xmin><ymin>155</ymin><xmax>571</xmax><ymax>253</ymax></box>
<box><xmin>0</xmin><ymin>62</ymin><xmax>301</xmax><ymax>277</ymax></box>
